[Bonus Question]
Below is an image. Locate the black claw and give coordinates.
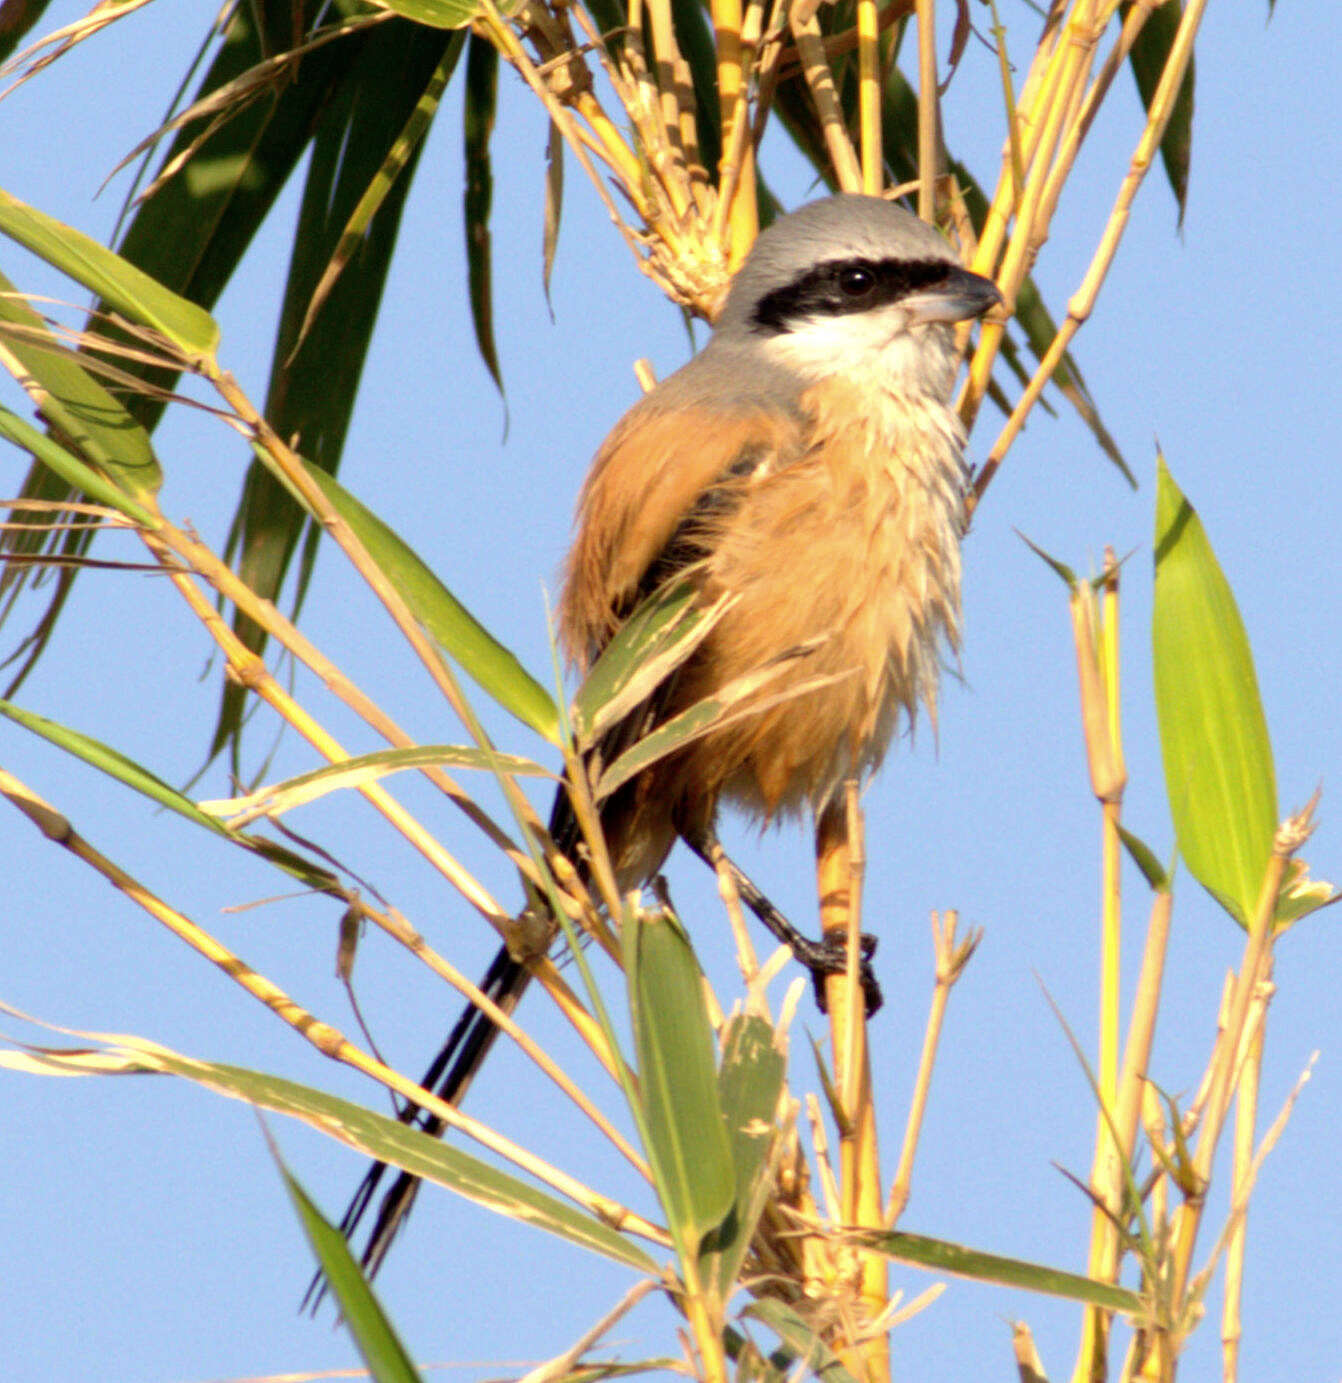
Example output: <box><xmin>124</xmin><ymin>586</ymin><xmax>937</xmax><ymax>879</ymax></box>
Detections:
<box><xmin>791</xmin><ymin>931</ymin><xmax>883</xmax><ymax>1015</ymax></box>
<box><xmin>681</xmin><ymin>826</ymin><xmax>884</xmax><ymax>1016</ymax></box>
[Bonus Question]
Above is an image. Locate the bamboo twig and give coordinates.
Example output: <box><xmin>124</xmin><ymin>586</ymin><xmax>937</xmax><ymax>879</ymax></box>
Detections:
<box><xmin>1167</xmin><ymin>794</ymin><xmax>1313</xmax><ymax>1317</ymax></box>
<box><xmin>972</xmin><ymin>0</ymin><xmax>1208</xmax><ymax>503</ymax></box>
<box><xmin>914</xmin><ymin>0</ymin><xmax>937</xmax><ymax>218</ymax></box>
<box><xmin>790</xmin><ymin>11</ymin><xmax>862</xmax><ymax>191</ymax></box>
<box><xmin>0</xmin><ymin>764</ymin><xmax>667</xmax><ymax>1246</ymax></box>
<box><xmin>142</xmin><ymin>528</ymin><xmax>510</xmax><ymax>930</ymax></box>
<box><xmin>144</xmin><ymin>513</ymin><xmax>543</xmax><ymax>890</ymax></box>
<box><xmin>1221</xmin><ymin>962</ymin><xmax>1269</xmax><ymax>1383</ymax></box>
<box><xmin>886</xmin><ymin>911</ymin><xmax>981</xmax><ymax>1225</ymax></box>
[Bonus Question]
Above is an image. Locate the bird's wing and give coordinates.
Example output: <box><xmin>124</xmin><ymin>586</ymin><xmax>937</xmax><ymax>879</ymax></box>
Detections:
<box><xmin>558</xmin><ymin>397</ymin><xmax>803</xmax><ymax>665</ymax></box>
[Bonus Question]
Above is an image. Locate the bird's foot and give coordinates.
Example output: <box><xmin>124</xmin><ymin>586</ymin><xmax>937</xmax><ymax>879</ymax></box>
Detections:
<box><xmin>789</xmin><ymin>931</ymin><xmax>883</xmax><ymax>1016</ymax></box>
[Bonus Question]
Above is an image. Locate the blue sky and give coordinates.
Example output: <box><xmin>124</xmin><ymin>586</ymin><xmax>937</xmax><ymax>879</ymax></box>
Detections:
<box><xmin>2</xmin><ymin>3</ymin><xmax>1339</xmax><ymax>1381</ymax></box>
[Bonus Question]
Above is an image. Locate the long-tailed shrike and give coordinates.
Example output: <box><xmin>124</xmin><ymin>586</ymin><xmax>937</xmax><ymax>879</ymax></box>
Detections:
<box><xmin>321</xmin><ymin>192</ymin><xmax>1002</xmax><ymax>1287</ymax></box>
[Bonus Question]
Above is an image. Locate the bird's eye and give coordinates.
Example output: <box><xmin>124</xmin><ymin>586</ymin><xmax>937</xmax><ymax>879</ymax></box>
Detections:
<box><xmin>838</xmin><ymin>265</ymin><xmax>875</xmax><ymax>297</ymax></box>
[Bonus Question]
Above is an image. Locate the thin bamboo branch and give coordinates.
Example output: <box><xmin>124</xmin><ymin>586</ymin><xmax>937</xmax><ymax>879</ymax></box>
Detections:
<box><xmin>790</xmin><ymin>11</ymin><xmax>862</xmax><ymax>191</ymax></box>
<box><xmin>709</xmin><ymin>837</ymin><xmax>762</xmax><ymax>994</ymax></box>
<box><xmin>971</xmin><ymin>0</ymin><xmax>1208</xmax><ymax>502</ymax></box>
<box><xmin>1168</xmin><ymin>794</ymin><xmax>1312</xmax><ymax>1313</ymax></box>
<box><xmin>0</xmin><ymin>763</ymin><xmax>667</xmax><ymax>1245</ymax></box>
<box><xmin>1222</xmin><ymin>961</ymin><xmax>1269</xmax><ymax>1383</ymax></box>
<box><xmin>886</xmin><ymin>911</ymin><xmax>980</xmax><ymax>1225</ymax></box>
<box><xmin>1036</xmin><ymin>1</ymin><xmax>1157</xmax><ymax>242</ymax></box>
<box><xmin>146</xmin><ymin>513</ymin><xmax>541</xmax><ymax>891</ymax></box>
<box><xmin>143</xmin><ymin>528</ymin><xmax>509</xmax><ymax>928</ymax></box>
<box><xmin>857</xmin><ymin>0</ymin><xmax>882</xmax><ymax>196</ymax></box>
<box><xmin>914</xmin><ymin>0</ymin><xmax>937</xmax><ymax>218</ymax></box>
<box><xmin>831</xmin><ymin>781</ymin><xmax>859</xmax><ymax>1117</ymax></box>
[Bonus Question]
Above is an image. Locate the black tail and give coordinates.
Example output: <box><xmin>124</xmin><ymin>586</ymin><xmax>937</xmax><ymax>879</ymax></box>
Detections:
<box><xmin>306</xmin><ymin>945</ymin><xmax>535</xmax><ymax>1310</ymax></box>
<box><xmin>302</xmin><ymin>946</ymin><xmax>530</xmax><ymax>1311</ymax></box>
<box><xmin>304</xmin><ymin>785</ymin><xmax>587</xmax><ymax>1312</ymax></box>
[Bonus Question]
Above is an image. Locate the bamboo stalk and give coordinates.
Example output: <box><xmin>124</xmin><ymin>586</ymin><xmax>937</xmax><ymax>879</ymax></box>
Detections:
<box><xmin>712</xmin><ymin>0</ymin><xmax>760</xmax><ymax>261</ymax></box>
<box><xmin>711</xmin><ymin>0</ymin><xmax>766</xmax><ymax>253</ymax></box>
<box><xmin>816</xmin><ymin>799</ymin><xmax>889</xmax><ymax>1382</ymax></box>
<box><xmin>790</xmin><ymin>11</ymin><xmax>863</xmax><ymax>191</ymax></box>
<box><xmin>1097</xmin><ymin>550</ymin><xmax>1126</xmax><ymax>1108</ymax></box>
<box><xmin>857</xmin><ymin>0</ymin><xmax>882</xmax><ymax>197</ymax></box>
<box><xmin>1222</xmin><ymin>962</ymin><xmax>1268</xmax><ymax>1383</ymax></box>
<box><xmin>1062</xmin><ymin>554</ymin><xmax>1131</xmax><ymax>1383</ymax></box>
<box><xmin>914</xmin><ymin>0</ymin><xmax>937</xmax><ymax>218</ymax></box>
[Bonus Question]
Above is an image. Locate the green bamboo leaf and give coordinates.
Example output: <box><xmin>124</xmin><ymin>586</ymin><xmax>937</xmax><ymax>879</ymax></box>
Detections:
<box><xmin>1118</xmin><ymin>824</ymin><xmax>1172</xmax><ymax>893</ymax></box>
<box><xmin>292</xmin><ymin>34</ymin><xmax>459</xmax><ymax>357</ymax></box>
<box><xmin>742</xmin><ymin>1300</ymin><xmax>858</xmax><ymax>1383</ymax></box>
<box><xmin>202</xmin><ymin>744</ymin><xmax>550</xmax><ymax>827</ymax></box>
<box><xmin>216</xmin><ymin>22</ymin><xmax>466</xmax><ymax>766</ymax></box>
<box><xmin>1153</xmin><ymin>456</ymin><xmax>1276</xmax><ymax>926</ymax></box>
<box><xmin>0</xmin><ymin>696</ymin><xmax>343</xmax><ymax>895</ymax></box>
<box><xmin>596</xmin><ymin>663</ymin><xmax>847</xmax><ymax>802</ymax></box>
<box><xmin>372</xmin><ymin>0</ymin><xmax>482</xmax><ymax>26</ymax></box>
<box><xmin>1274</xmin><ymin>859</ymin><xmax>1340</xmax><ymax>927</ymax></box>
<box><xmin>1122</xmin><ymin>1</ymin><xmax>1195</xmax><ymax>223</ymax></box>
<box><xmin>0</xmin><ymin>186</ymin><xmax>219</xmax><ymax>358</ymax></box>
<box><xmin>0</xmin><ymin>1034</ymin><xmax>660</xmax><ymax>1276</ymax></box>
<box><xmin>857</xmin><ymin>1229</ymin><xmax>1143</xmax><ymax>1312</ymax></box>
<box><xmin>571</xmin><ymin>580</ymin><xmax>713</xmax><ymax>743</ymax></box>
<box><xmin>276</xmin><ymin>1160</ymin><xmax>424</xmax><ymax>1383</ymax></box>
<box><xmin>625</xmin><ymin>905</ymin><xmax>734</xmax><ymax>1263</ymax></box>
<box><xmin>0</xmin><ymin>268</ymin><xmax>161</xmax><ymax>501</ymax></box>
<box><xmin>303</xmin><ymin>463</ymin><xmax>559</xmax><ymax>740</ymax></box>
<box><xmin>0</xmin><ymin>696</ymin><xmax>238</xmax><ymax>835</ymax></box>
<box><xmin>1017</xmin><ymin>530</ymin><xmax>1078</xmax><ymax>587</ymax></box>
<box><xmin>0</xmin><ymin>406</ymin><xmax>156</xmax><ymax>527</ymax></box>
<box><xmin>706</xmin><ymin>1014</ymin><xmax>787</xmax><ymax>1296</ymax></box>
<box><xmin>463</xmin><ymin>33</ymin><xmax>502</xmax><ymax>393</ymax></box>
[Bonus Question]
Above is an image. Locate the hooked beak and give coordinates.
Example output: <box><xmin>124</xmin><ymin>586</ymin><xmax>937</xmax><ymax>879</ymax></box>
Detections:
<box><xmin>903</xmin><ymin>265</ymin><xmax>1003</xmax><ymax>326</ymax></box>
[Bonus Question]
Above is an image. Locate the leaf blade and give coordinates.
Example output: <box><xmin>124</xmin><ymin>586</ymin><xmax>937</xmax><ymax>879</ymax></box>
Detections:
<box><xmin>626</xmin><ymin>905</ymin><xmax>735</xmax><ymax>1264</ymax></box>
<box><xmin>0</xmin><ymin>186</ymin><xmax>220</xmax><ymax>357</ymax></box>
<box><xmin>277</xmin><ymin>1160</ymin><xmax>425</xmax><ymax>1383</ymax></box>
<box><xmin>304</xmin><ymin>463</ymin><xmax>559</xmax><ymax>740</ymax></box>
<box><xmin>1153</xmin><ymin>456</ymin><xmax>1276</xmax><ymax>926</ymax></box>
<box><xmin>859</xmin><ymin>1229</ymin><xmax>1143</xmax><ymax>1312</ymax></box>
<box><xmin>1</xmin><ymin>1033</ymin><xmax>661</xmax><ymax>1275</ymax></box>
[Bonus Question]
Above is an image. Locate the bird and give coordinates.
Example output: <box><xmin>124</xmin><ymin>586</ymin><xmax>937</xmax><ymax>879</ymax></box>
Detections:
<box><xmin>312</xmin><ymin>192</ymin><xmax>1002</xmax><ymax>1294</ymax></box>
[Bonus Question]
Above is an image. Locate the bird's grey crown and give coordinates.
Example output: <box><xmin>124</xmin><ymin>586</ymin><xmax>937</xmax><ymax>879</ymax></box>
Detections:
<box><xmin>713</xmin><ymin>194</ymin><xmax>958</xmax><ymax>339</ymax></box>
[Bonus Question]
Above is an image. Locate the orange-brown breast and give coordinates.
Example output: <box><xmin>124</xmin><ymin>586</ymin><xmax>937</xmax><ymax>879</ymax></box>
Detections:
<box><xmin>557</xmin><ymin>374</ymin><xmax>965</xmax><ymax>879</ymax></box>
